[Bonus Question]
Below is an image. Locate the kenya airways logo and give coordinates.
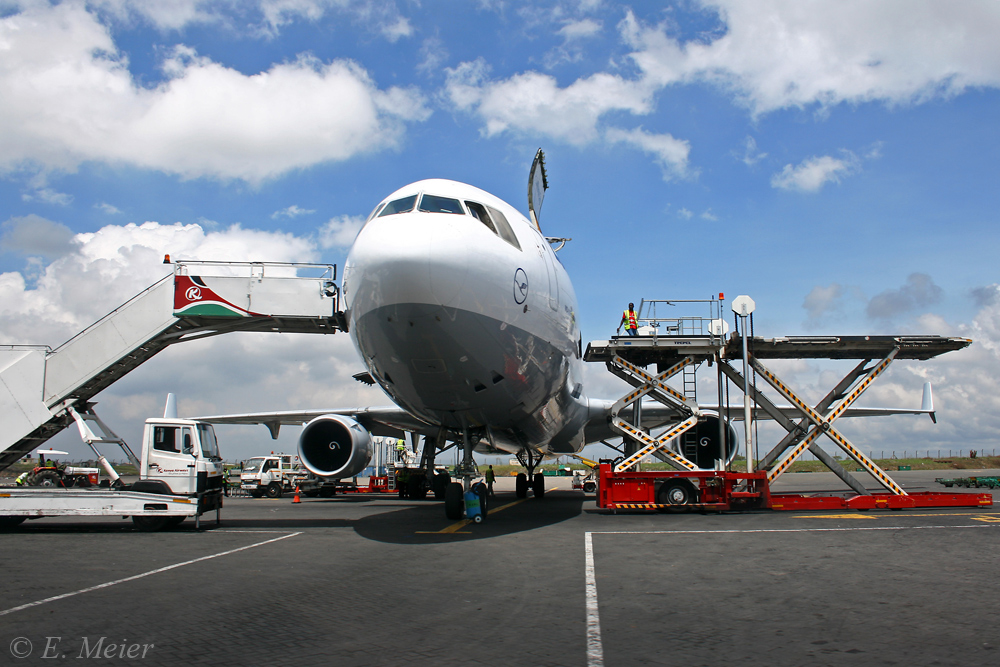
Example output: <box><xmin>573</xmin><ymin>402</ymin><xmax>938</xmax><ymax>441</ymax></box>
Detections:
<box><xmin>185</xmin><ymin>286</ymin><xmax>202</xmax><ymax>301</ymax></box>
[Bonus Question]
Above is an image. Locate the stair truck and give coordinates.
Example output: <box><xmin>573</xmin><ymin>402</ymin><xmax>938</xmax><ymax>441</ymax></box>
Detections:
<box><xmin>0</xmin><ymin>405</ymin><xmax>224</xmax><ymax>531</ymax></box>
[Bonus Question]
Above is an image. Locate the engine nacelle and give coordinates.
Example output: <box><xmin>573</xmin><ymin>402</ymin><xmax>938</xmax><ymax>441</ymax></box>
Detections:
<box><xmin>298</xmin><ymin>415</ymin><xmax>373</xmax><ymax>478</ymax></box>
<box><xmin>682</xmin><ymin>414</ymin><xmax>739</xmax><ymax>470</ymax></box>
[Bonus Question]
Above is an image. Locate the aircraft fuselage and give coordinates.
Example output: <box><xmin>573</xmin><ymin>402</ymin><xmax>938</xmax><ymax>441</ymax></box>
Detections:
<box><xmin>343</xmin><ymin>179</ymin><xmax>587</xmax><ymax>454</ymax></box>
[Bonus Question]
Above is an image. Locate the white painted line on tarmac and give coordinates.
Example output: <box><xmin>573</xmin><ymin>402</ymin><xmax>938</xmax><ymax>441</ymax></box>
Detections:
<box><xmin>589</xmin><ymin>524</ymin><xmax>1000</xmax><ymax>536</ymax></box>
<box><xmin>0</xmin><ymin>531</ymin><xmax>302</xmax><ymax>618</ymax></box>
<box><xmin>584</xmin><ymin>532</ymin><xmax>604</xmax><ymax>667</ymax></box>
<box><xmin>584</xmin><ymin>523</ymin><xmax>999</xmax><ymax>664</ymax></box>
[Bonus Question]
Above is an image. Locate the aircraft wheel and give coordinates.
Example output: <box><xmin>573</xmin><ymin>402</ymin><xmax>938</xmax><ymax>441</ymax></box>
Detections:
<box><xmin>657</xmin><ymin>480</ymin><xmax>695</xmax><ymax>506</ymax></box>
<box><xmin>532</xmin><ymin>473</ymin><xmax>545</xmax><ymax>499</ymax></box>
<box><xmin>266</xmin><ymin>483</ymin><xmax>283</xmax><ymax>499</ymax></box>
<box><xmin>408</xmin><ymin>476</ymin><xmax>428</xmax><ymax>500</ymax></box>
<box><xmin>474</xmin><ymin>482</ymin><xmax>488</xmax><ymax>517</ymax></box>
<box><xmin>515</xmin><ymin>473</ymin><xmax>528</xmax><ymax>499</ymax></box>
<box><xmin>444</xmin><ymin>483</ymin><xmax>464</xmax><ymax>520</ymax></box>
<box><xmin>132</xmin><ymin>516</ymin><xmax>170</xmax><ymax>532</ymax></box>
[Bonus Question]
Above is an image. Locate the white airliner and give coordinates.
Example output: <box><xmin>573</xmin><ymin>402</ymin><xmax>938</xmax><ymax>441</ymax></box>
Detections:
<box><xmin>204</xmin><ymin>151</ymin><xmax>934</xmax><ymax>519</ymax></box>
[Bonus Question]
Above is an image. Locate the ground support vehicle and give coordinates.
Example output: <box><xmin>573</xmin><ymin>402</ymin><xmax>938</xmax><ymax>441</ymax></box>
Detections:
<box><xmin>596</xmin><ymin>464</ymin><xmax>992</xmax><ymax>512</ymax></box>
<box><xmin>240</xmin><ymin>454</ymin><xmax>310</xmax><ymax>498</ymax></box>
<box><xmin>936</xmin><ymin>476</ymin><xmax>1000</xmax><ymax>489</ymax></box>
<box><xmin>18</xmin><ymin>450</ymin><xmax>101</xmax><ymax>489</ymax></box>
<box><xmin>0</xmin><ymin>406</ymin><xmax>224</xmax><ymax>531</ymax></box>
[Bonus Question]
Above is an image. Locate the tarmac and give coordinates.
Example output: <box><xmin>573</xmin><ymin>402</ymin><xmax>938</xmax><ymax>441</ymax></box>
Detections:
<box><xmin>2</xmin><ymin>470</ymin><xmax>999</xmax><ymax>666</ymax></box>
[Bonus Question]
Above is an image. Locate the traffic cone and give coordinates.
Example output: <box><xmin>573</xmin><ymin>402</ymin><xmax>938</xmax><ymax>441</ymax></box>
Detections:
<box><xmin>292</xmin><ymin>486</ymin><xmax>301</xmax><ymax>503</ymax></box>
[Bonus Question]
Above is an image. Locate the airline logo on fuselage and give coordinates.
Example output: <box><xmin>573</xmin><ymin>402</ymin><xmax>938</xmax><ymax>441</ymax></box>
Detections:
<box><xmin>185</xmin><ymin>286</ymin><xmax>202</xmax><ymax>301</ymax></box>
<box><xmin>513</xmin><ymin>268</ymin><xmax>528</xmax><ymax>304</ymax></box>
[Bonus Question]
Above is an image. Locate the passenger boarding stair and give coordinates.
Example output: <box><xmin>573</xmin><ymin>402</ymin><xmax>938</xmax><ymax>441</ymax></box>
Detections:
<box><xmin>0</xmin><ymin>261</ymin><xmax>343</xmax><ymax>472</ymax></box>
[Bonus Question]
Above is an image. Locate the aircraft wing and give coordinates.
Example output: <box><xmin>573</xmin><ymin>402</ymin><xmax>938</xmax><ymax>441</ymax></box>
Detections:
<box><xmin>195</xmin><ymin>406</ymin><xmax>437</xmax><ymax>440</ymax></box>
<box><xmin>584</xmin><ymin>382</ymin><xmax>935</xmax><ymax>443</ymax></box>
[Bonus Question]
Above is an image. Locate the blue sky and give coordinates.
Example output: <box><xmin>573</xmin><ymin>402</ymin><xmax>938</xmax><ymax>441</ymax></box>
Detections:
<box><xmin>3</xmin><ymin>0</ymin><xmax>1000</xmax><ymax>460</ymax></box>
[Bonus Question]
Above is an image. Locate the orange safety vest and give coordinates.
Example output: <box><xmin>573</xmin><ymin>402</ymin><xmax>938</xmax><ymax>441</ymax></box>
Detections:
<box><xmin>623</xmin><ymin>309</ymin><xmax>637</xmax><ymax>329</ymax></box>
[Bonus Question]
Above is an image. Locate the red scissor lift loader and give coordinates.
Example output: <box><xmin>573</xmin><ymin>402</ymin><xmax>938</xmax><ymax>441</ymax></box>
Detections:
<box><xmin>585</xmin><ymin>297</ymin><xmax>990</xmax><ymax>514</ymax></box>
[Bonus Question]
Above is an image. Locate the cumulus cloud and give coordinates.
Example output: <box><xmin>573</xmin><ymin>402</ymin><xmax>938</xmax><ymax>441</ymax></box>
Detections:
<box><xmin>272</xmin><ymin>205</ymin><xmax>316</xmax><ymax>219</ymax></box>
<box><xmin>445</xmin><ymin>59</ymin><xmax>653</xmax><ymax>144</ymax></box>
<box><xmin>771</xmin><ymin>154</ymin><xmax>858</xmax><ymax>192</ymax></box>
<box><xmin>318</xmin><ymin>215</ymin><xmax>364</xmax><ymax>248</ymax></box>
<box><xmin>620</xmin><ymin>2</ymin><xmax>1000</xmax><ymax>115</ymax></box>
<box><xmin>866</xmin><ymin>273</ymin><xmax>944</xmax><ymax>321</ymax></box>
<box><xmin>95</xmin><ymin>202</ymin><xmax>122</xmax><ymax>215</ymax></box>
<box><xmin>1</xmin><ymin>215</ymin><xmax>76</xmax><ymax>259</ymax></box>
<box><xmin>0</xmin><ymin>3</ymin><xmax>429</xmax><ymax>182</ymax></box>
<box><xmin>417</xmin><ymin>37</ymin><xmax>449</xmax><ymax>76</ymax></box>
<box><xmin>803</xmin><ymin>283</ymin><xmax>844</xmax><ymax>322</ymax></box>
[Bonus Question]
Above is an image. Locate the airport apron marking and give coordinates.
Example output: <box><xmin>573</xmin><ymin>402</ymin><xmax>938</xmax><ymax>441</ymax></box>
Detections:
<box><xmin>0</xmin><ymin>532</ymin><xmax>302</xmax><ymax>618</ymax></box>
<box><xmin>416</xmin><ymin>498</ymin><xmax>528</xmax><ymax>534</ymax></box>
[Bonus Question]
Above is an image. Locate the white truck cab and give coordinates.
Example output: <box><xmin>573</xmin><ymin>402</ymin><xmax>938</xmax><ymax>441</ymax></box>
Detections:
<box><xmin>139</xmin><ymin>419</ymin><xmax>224</xmax><ymax>497</ymax></box>
<box><xmin>240</xmin><ymin>454</ymin><xmax>307</xmax><ymax>498</ymax></box>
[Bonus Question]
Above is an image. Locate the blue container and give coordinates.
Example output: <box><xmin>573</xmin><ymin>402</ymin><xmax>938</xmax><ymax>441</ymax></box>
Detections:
<box><xmin>464</xmin><ymin>490</ymin><xmax>483</xmax><ymax>523</ymax></box>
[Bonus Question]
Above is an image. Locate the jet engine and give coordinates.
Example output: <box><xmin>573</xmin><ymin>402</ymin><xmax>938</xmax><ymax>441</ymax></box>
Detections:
<box><xmin>298</xmin><ymin>414</ymin><xmax>373</xmax><ymax>478</ymax></box>
<box><xmin>680</xmin><ymin>413</ymin><xmax>739</xmax><ymax>470</ymax></box>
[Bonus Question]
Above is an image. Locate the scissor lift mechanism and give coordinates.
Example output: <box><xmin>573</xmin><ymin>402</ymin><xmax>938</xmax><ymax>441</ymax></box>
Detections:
<box><xmin>585</xmin><ymin>326</ymin><xmax>989</xmax><ymax>512</ymax></box>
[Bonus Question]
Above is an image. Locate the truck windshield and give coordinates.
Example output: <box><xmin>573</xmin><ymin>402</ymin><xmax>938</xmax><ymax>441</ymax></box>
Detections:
<box><xmin>243</xmin><ymin>458</ymin><xmax>265</xmax><ymax>473</ymax></box>
<box><xmin>198</xmin><ymin>424</ymin><xmax>220</xmax><ymax>459</ymax></box>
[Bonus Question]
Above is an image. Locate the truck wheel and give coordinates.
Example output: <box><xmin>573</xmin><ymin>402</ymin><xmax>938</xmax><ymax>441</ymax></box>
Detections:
<box><xmin>249</xmin><ymin>490</ymin><xmax>264</xmax><ymax>498</ymax></box>
<box><xmin>165</xmin><ymin>516</ymin><xmax>186</xmax><ymax>528</ymax></box>
<box><xmin>266</xmin><ymin>483</ymin><xmax>282</xmax><ymax>499</ymax></box>
<box><xmin>444</xmin><ymin>482</ymin><xmax>464</xmax><ymax>520</ymax></box>
<box><xmin>132</xmin><ymin>516</ymin><xmax>170</xmax><ymax>532</ymax></box>
<box><xmin>658</xmin><ymin>480</ymin><xmax>696</xmax><ymax>506</ymax></box>
<box><xmin>319</xmin><ymin>486</ymin><xmax>335</xmax><ymax>498</ymax></box>
<box><xmin>0</xmin><ymin>516</ymin><xmax>26</xmax><ymax>530</ymax></box>
<box><xmin>515</xmin><ymin>473</ymin><xmax>528</xmax><ymax>499</ymax></box>
<box><xmin>532</xmin><ymin>473</ymin><xmax>545</xmax><ymax>499</ymax></box>
<box><xmin>583</xmin><ymin>481</ymin><xmax>597</xmax><ymax>494</ymax></box>
<box><xmin>31</xmin><ymin>470</ymin><xmax>62</xmax><ymax>488</ymax></box>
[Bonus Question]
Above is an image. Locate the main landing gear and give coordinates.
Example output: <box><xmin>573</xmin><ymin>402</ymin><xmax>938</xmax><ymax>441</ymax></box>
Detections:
<box><xmin>515</xmin><ymin>449</ymin><xmax>546</xmax><ymax>499</ymax></box>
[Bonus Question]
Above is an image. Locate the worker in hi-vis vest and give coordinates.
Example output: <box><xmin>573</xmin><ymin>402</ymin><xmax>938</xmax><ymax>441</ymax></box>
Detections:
<box><xmin>620</xmin><ymin>303</ymin><xmax>638</xmax><ymax>336</ymax></box>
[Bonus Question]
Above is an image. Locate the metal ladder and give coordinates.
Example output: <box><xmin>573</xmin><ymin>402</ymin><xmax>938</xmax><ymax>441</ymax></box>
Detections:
<box><xmin>681</xmin><ymin>363</ymin><xmax>700</xmax><ymax>460</ymax></box>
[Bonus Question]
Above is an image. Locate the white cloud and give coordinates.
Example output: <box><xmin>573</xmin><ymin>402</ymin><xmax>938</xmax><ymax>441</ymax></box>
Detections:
<box><xmin>417</xmin><ymin>37</ymin><xmax>449</xmax><ymax>75</ymax></box>
<box><xmin>557</xmin><ymin>18</ymin><xmax>602</xmax><ymax>41</ymax></box>
<box><xmin>272</xmin><ymin>205</ymin><xmax>316</xmax><ymax>219</ymax></box>
<box><xmin>22</xmin><ymin>187</ymin><xmax>73</xmax><ymax>205</ymax></box>
<box><xmin>445</xmin><ymin>59</ymin><xmax>653</xmax><ymax>145</ymax></box>
<box><xmin>0</xmin><ymin>3</ymin><xmax>429</xmax><ymax>182</ymax></box>
<box><xmin>740</xmin><ymin>136</ymin><xmax>767</xmax><ymax>166</ymax></box>
<box><xmin>699</xmin><ymin>209</ymin><xmax>717</xmax><ymax>221</ymax></box>
<box><xmin>677</xmin><ymin>208</ymin><xmax>693</xmax><ymax>219</ymax></box>
<box><xmin>318</xmin><ymin>214</ymin><xmax>364</xmax><ymax>248</ymax></box>
<box><xmin>96</xmin><ymin>202</ymin><xmax>122</xmax><ymax>214</ymax></box>
<box><xmin>803</xmin><ymin>283</ymin><xmax>844</xmax><ymax>322</ymax></box>
<box><xmin>771</xmin><ymin>154</ymin><xmax>857</xmax><ymax>192</ymax></box>
<box><xmin>604</xmin><ymin>126</ymin><xmax>691</xmax><ymax>181</ymax></box>
<box><xmin>621</xmin><ymin>3</ymin><xmax>1000</xmax><ymax>115</ymax></box>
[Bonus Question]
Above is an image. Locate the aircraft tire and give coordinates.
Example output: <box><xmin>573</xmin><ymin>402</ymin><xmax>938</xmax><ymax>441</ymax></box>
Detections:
<box><xmin>532</xmin><ymin>473</ymin><xmax>545</xmax><ymax>498</ymax></box>
<box><xmin>515</xmin><ymin>473</ymin><xmax>528</xmax><ymax>499</ymax></box>
<box><xmin>408</xmin><ymin>476</ymin><xmax>428</xmax><ymax>500</ymax></box>
<box><xmin>444</xmin><ymin>482</ymin><xmax>464</xmax><ymax>520</ymax></box>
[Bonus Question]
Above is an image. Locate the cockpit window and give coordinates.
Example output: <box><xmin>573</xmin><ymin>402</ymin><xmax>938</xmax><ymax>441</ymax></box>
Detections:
<box><xmin>486</xmin><ymin>205</ymin><xmax>521</xmax><ymax>251</ymax></box>
<box><xmin>367</xmin><ymin>202</ymin><xmax>386</xmax><ymax>221</ymax></box>
<box><xmin>419</xmin><ymin>194</ymin><xmax>465</xmax><ymax>214</ymax></box>
<box><xmin>465</xmin><ymin>201</ymin><xmax>498</xmax><ymax>235</ymax></box>
<box><xmin>378</xmin><ymin>195</ymin><xmax>418</xmax><ymax>217</ymax></box>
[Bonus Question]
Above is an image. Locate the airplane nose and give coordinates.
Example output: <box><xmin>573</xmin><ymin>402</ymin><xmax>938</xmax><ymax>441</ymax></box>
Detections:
<box><xmin>346</xmin><ymin>214</ymin><xmax>471</xmax><ymax>313</ymax></box>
